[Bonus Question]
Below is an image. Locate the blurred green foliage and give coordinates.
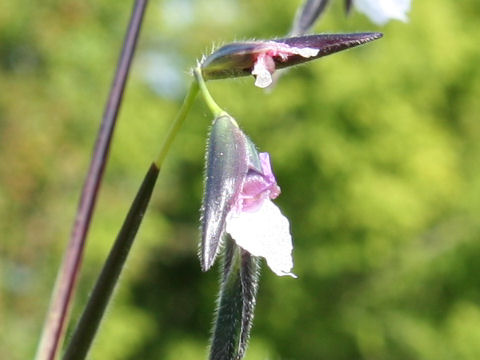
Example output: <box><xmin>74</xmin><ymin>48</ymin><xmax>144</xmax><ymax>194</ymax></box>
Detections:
<box><xmin>1</xmin><ymin>0</ymin><xmax>479</xmax><ymax>359</ymax></box>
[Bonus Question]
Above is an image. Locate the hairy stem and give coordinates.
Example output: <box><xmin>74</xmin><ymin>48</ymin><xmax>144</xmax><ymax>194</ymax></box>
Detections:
<box><xmin>209</xmin><ymin>239</ymin><xmax>260</xmax><ymax>360</ymax></box>
<box><xmin>194</xmin><ymin>68</ymin><xmax>225</xmax><ymax>118</ymax></box>
<box><xmin>210</xmin><ymin>238</ymin><xmax>243</xmax><ymax>360</ymax></box>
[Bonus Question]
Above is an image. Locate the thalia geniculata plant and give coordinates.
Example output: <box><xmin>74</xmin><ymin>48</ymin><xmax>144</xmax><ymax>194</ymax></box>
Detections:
<box><xmin>34</xmin><ymin>0</ymin><xmax>412</xmax><ymax>359</ymax></box>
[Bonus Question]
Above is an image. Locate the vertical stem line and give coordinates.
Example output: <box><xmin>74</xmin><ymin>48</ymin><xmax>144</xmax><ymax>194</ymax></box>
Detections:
<box><xmin>63</xmin><ymin>74</ymin><xmax>201</xmax><ymax>360</ymax></box>
<box><xmin>35</xmin><ymin>1</ymin><xmax>149</xmax><ymax>360</ymax></box>
<box><xmin>155</xmin><ymin>81</ymin><xmax>199</xmax><ymax>167</ymax></box>
<box><xmin>62</xmin><ymin>163</ymin><xmax>160</xmax><ymax>360</ymax></box>
<box><xmin>209</xmin><ymin>238</ymin><xmax>243</xmax><ymax>360</ymax></box>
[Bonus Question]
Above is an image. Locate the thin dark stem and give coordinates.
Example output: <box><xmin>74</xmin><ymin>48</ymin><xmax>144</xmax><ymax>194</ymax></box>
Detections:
<box><xmin>62</xmin><ymin>78</ymin><xmax>199</xmax><ymax>360</ymax></box>
<box><xmin>35</xmin><ymin>2</ymin><xmax>149</xmax><ymax>359</ymax></box>
<box><xmin>62</xmin><ymin>163</ymin><xmax>160</xmax><ymax>360</ymax></box>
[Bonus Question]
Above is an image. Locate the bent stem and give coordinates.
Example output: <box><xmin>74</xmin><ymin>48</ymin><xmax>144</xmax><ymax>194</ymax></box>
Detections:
<box><xmin>155</xmin><ymin>80</ymin><xmax>199</xmax><ymax>167</ymax></box>
<box><xmin>194</xmin><ymin>67</ymin><xmax>225</xmax><ymax>117</ymax></box>
<box><xmin>62</xmin><ymin>81</ymin><xmax>199</xmax><ymax>360</ymax></box>
<box><xmin>194</xmin><ymin>67</ymin><xmax>261</xmax><ymax>359</ymax></box>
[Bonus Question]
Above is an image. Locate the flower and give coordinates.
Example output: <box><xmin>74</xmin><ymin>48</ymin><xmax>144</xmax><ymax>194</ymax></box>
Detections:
<box><xmin>250</xmin><ymin>42</ymin><xmax>319</xmax><ymax>88</ymax></box>
<box><xmin>200</xmin><ymin>32</ymin><xmax>383</xmax><ymax>87</ymax></box>
<box><xmin>225</xmin><ymin>152</ymin><xmax>296</xmax><ymax>277</ymax></box>
<box><xmin>353</xmin><ymin>0</ymin><xmax>411</xmax><ymax>25</ymax></box>
<box><xmin>201</xmin><ymin>114</ymin><xmax>296</xmax><ymax>277</ymax></box>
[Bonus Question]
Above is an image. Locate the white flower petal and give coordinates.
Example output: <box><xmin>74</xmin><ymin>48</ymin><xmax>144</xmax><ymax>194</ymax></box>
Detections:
<box><xmin>226</xmin><ymin>199</ymin><xmax>296</xmax><ymax>277</ymax></box>
<box><xmin>354</xmin><ymin>0</ymin><xmax>411</xmax><ymax>25</ymax></box>
<box><xmin>253</xmin><ymin>69</ymin><xmax>272</xmax><ymax>88</ymax></box>
<box><xmin>252</xmin><ymin>59</ymin><xmax>273</xmax><ymax>88</ymax></box>
<box><xmin>291</xmin><ymin>47</ymin><xmax>319</xmax><ymax>58</ymax></box>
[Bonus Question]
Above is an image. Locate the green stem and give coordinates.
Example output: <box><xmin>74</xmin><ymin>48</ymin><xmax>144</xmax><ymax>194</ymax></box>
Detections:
<box><xmin>35</xmin><ymin>2</ymin><xmax>149</xmax><ymax>360</ymax></box>
<box><xmin>62</xmin><ymin>163</ymin><xmax>160</xmax><ymax>360</ymax></box>
<box><xmin>62</xmin><ymin>66</ymin><xmax>225</xmax><ymax>360</ymax></box>
<box><xmin>210</xmin><ymin>238</ymin><xmax>243</xmax><ymax>360</ymax></box>
<box><xmin>209</xmin><ymin>239</ymin><xmax>260</xmax><ymax>360</ymax></box>
<box><xmin>194</xmin><ymin>68</ymin><xmax>225</xmax><ymax>117</ymax></box>
<box><xmin>155</xmin><ymin>80</ymin><xmax>200</xmax><ymax>167</ymax></box>
<box><xmin>63</xmin><ymin>78</ymin><xmax>202</xmax><ymax>360</ymax></box>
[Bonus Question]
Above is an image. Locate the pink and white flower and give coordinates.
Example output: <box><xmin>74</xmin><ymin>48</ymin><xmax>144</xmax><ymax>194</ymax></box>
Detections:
<box><xmin>225</xmin><ymin>152</ymin><xmax>296</xmax><ymax>277</ymax></box>
<box><xmin>250</xmin><ymin>42</ymin><xmax>319</xmax><ymax>88</ymax></box>
<box><xmin>201</xmin><ymin>115</ymin><xmax>296</xmax><ymax>277</ymax></box>
<box><xmin>200</xmin><ymin>33</ymin><xmax>383</xmax><ymax>86</ymax></box>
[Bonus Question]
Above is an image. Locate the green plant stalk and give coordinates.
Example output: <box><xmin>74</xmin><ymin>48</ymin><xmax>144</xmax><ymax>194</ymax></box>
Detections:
<box><xmin>62</xmin><ymin>163</ymin><xmax>159</xmax><ymax>360</ymax></box>
<box><xmin>194</xmin><ymin>67</ymin><xmax>225</xmax><ymax>117</ymax></box>
<box><xmin>35</xmin><ymin>2</ymin><xmax>149</xmax><ymax>359</ymax></box>
<box><xmin>156</xmin><ymin>80</ymin><xmax>199</xmax><ymax>166</ymax></box>
<box><xmin>62</xmin><ymin>81</ymin><xmax>199</xmax><ymax>360</ymax></box>
<box><xmin>236</xmin><ymin>250</ymin><xmax>260</xmax><ymax>360</ymax></box>
<box><xmin>209</xmin><ymin>238</ymin><xmax>260</xmax><ymax>360</ymax></box>
<box><xmin>209</xmin><ymin>238</ymin><xmax>244</xmax><ymax>360</ymax></box>
<box><xmin>194</xmin><ymin>68</ymin><xmax>262</xmax><ymax>359</ymax></box>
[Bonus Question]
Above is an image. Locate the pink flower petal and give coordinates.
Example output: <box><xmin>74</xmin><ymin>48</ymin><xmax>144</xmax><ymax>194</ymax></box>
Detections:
<box><xmin>236</xmin><ymin>152</ymin><xmax>281</xmax><ymax>212</ymax></box>
<box><xmin>251</xmin><ymin>43</ymin><xmax>319</xmax><ymax>88</ymax></box>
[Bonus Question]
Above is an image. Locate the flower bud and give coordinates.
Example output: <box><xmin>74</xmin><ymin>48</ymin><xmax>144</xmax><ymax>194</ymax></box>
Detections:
<box><xmin>201</xmin><ymin>114</ymin><xmax>296</xmax><ymax>277</ymax></box>
<box><xmin>200</xmin><ymin>32</ymin><xmax>382</xmax><ymax>87</ymax></box>
<box><xmin>201</xmin><ymin>115</ymin><xmax>248</xmax><ymax>271</ymax></box>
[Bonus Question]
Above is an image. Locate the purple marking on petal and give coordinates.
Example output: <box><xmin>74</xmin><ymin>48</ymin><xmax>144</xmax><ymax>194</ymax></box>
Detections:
<box><xmin>233</xmin><ymin>152</ymin><xmax>281</xmax><ymax>213</ymax></box>
<box><xmin>238</xmin><ymin>172</ymin><xmax>274</xmax><ymax>212</ymax></box>
<box><xmin>224</xmin><ymin>151</ymin><xmax>296</xmax><ymax>277</ymax></box>
<box><xmin>258</xmin><ymin>153</ymin><xmax>280</xmax><ymax>199</ymax></box>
